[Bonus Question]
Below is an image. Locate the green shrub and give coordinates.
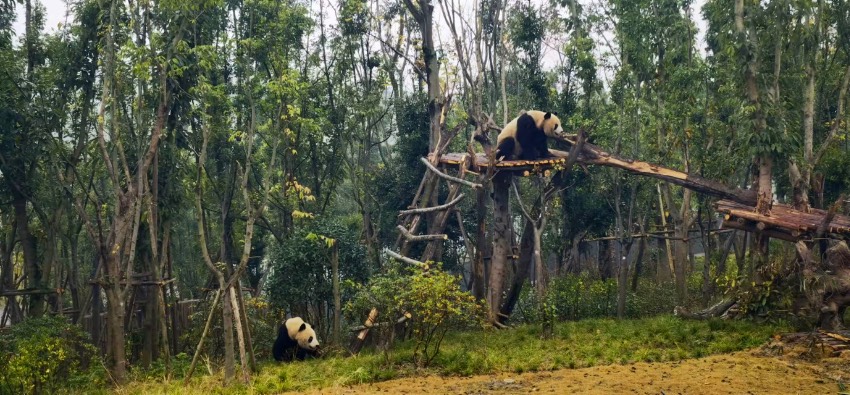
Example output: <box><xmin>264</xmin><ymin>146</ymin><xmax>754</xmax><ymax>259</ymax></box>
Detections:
<box><xmin>265</xmin><ymin>217</ymin><xmax>371</xmax><ymax>338</ymax></box>
<box><xmin>181</xmin><ymin>295</ymin><xmax>277</xmax><ymax>365</ymax></box>
<box><xmin>0</xmin><ymin>316</ymin><xmax>104</xmax><ymax>394</ymax></box>
<box><xmin>515</xmin><ymin>272</ymin><xmax>708</xmax><ymax>323</ymax></box>
<box><xmin>346</xmin><ymin>262</ymin><xmax>486</xmax><ymax>366</ymax></box>
<box><xmin>403</xmin><ymin>266</ymin><xmax>486</xmax><ymax>366</ymax></box>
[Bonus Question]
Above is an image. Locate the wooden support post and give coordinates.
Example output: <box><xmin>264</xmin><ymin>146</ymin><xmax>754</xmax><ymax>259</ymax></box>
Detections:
<box><xmin>489</xmin><ymin>171</ymin><xmax>512</xmax><ymax>323</ymax></box>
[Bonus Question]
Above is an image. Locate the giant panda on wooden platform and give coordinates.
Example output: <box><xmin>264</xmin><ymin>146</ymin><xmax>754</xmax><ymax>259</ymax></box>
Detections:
<box><xmin>272</xmin><ymin>317</ymin><xmax>321</xmax><ymax>362</ymax></box>
<box><xmin>495</xmin><ymin>110</ymin><xmax>564</xmax><ymax>161</ymax></box>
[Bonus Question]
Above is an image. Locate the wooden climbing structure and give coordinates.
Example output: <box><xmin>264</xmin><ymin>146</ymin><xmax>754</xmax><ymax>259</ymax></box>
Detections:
<box><xmin>354</xmin><ymin>115</ymin><xmax>850</xmax><ymax>351</ymax></box>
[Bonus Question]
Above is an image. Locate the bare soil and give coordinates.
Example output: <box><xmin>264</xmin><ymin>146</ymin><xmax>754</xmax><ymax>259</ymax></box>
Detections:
<box><xmin>301</xmin><ymin>350</ymin><xmax>847</xmax><ymax>394</ymax></box>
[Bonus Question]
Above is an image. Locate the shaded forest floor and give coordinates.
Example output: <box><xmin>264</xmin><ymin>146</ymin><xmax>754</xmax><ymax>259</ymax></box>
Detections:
<box><xmin>114</xmin><ymin>316</ymin><xmax>848</xmax><ymax>394</ymax></box>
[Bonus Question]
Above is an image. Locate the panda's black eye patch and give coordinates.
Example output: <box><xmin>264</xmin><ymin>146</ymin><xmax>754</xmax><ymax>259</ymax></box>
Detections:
<box><xmin>309</xmin><ymin>336</ymin><xmax>313</xmax><ymax>342</ymax></box>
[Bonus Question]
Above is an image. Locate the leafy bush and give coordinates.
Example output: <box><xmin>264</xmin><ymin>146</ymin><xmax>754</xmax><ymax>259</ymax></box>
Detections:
<box><xmin>403</xmin><ymin>266</ymin><xmax>486</xmax><ymax>366</ymax></box>
<box><xmin>0</xmin><ymin>316</ymin><xmax>104</xmax><ymax>394</ymax></box>
<box><xmin>344</xmin><ymin>263</ymin><xmax>408</xmax><ymax>356</ymax></box>
<box><xmin>265</xmin><ymin>217</ymin><xmax>370</xmax><ymax>334</ymax></box>
<box><xmin>514</xmin><ymin>273</ymin><xmax>706</xmax><ymax>323</ymax></box>
<box><xmin>346</xmin><ymin>262</ymin><xmax>485</xmax><ymax>366</ymax></box>
<box><xmin>182</xmin><ymin>295</ymin><xmax>277</xmax><ymax>364</ymax></box>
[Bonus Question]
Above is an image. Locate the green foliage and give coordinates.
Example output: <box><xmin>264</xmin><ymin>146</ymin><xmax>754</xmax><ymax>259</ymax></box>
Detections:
<box><xmin>346</xmin><ymin>263</ymin><xmax>486</xmax><ymax>366</ymax></box>
<box><xmin>514</xmin><ymin>273</ymin><xmax>708</xmax><ymax>323</ymax></box>
<box><xmin>0</xmin><ymin>316</ymin><xmax>104</xmax><ymax>394</ymax></box>
<box><xmin>370</xmin><ymin>95</ymin><xmax>430</xmax><ymax>245</ymax></box>
<box><xmin>265</xmin><ymin>217</ymin><xmax>370</xmax><ymax>318</ymax></box>
<box><xmin>119</xmin><ymin>316</ymin><xmax>785</xmax><ymax>394</ymax></box>
<box><xmin>403</xmin><ymin>266</ymin><xmax>486</xmax><ymax>366</ymax></box>
<box><xmin>506</xmin><ymin>2</ymin><xmax>551</xmax><ymax>109</ymax></box>
<box><xmin>182</xmin><ymin>296</ymin><xmax>277</xmax><ymax>363</ymax></box>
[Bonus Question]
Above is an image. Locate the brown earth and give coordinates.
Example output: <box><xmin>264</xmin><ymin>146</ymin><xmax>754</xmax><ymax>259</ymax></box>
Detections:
<box><xmin>300</xmin><ymin>350</ymin><xmax>848</xmax><ymax>395</ymax></box>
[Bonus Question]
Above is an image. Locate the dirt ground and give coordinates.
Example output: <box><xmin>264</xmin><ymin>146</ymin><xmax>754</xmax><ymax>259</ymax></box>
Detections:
<box><xmin>301</xmin><ymin>350</ymin><xmax>848</xmax><ymax>395</ymax></box>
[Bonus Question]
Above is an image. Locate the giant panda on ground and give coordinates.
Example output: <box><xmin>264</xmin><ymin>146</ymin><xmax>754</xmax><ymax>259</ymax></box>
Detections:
<box><xmin>272</xmin><ymin>317</ymin><xmax>321</xmax><ymax>362</ymax></box>
<box><xmin>495</xmin><ymin>110</ymin><xmax>565</xmax><ymax>161</ymax></box>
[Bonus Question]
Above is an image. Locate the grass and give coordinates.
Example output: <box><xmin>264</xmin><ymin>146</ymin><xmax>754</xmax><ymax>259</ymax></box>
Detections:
<box><xmin>113</xmin><ymin>315</ymin><xmax>786</xmax><ymax>394</ymax></box>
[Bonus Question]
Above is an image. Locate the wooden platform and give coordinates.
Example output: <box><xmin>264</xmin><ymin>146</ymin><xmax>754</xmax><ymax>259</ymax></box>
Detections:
<box><xmin>716</xmin><ymin>199</ymin><xmax>850</xmax><ymax>241</ymax></box>
<box><xmin>436</xmin><ymin>152</ymin><xmax>568</xmax><ymax>174</ymax></box>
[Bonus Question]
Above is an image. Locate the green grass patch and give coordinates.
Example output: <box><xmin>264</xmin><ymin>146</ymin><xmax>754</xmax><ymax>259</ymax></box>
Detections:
<box><xmin>114</xmin><ymin>316</ymin><xmax>786</xmax><ymax>394</ymax></box>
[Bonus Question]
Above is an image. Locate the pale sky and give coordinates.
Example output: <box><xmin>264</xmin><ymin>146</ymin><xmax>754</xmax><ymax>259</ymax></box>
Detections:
<box><xmin>10</xmin><ymin>0</ymin><xmax>71</xmax><ymax>37</ymax></box>
<box><xmin>11</xmin><ymin>0</ymin><xmax>709</xmax><ymax>87</ymax></box>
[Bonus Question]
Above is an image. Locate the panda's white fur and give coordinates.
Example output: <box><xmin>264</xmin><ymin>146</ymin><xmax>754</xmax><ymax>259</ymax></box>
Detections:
<box><xmin>495</xmin><ymin>110</ymin><xmax>564</xmax><ymax>161</ymax></box>
<box><xmin>285</xmin><ymin>317</ymin><xmax>320</xmax><ymax>351</ymax></box>
<box><xmin>273</xmin><ymin>316</ymin><xmax>320</xmax><ymax>362</ymax></box>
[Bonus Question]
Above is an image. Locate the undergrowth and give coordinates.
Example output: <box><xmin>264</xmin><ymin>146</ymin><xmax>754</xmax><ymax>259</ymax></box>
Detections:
<box><xmin>112</xmin><ymin>315</ymin><xmax>785</xmax><ymax>394</ymax></box>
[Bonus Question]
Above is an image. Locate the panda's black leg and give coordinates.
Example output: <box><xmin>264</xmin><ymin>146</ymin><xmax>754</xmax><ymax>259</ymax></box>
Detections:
<box><xmin>495</xmin><ymin>137</ymin><xmax>515</xmax><ymax>161</ymax></box>
<box><xmin>533</xmin><ymin>131</ymin><xmax>551</xmax><ymax>159</ymax></box>
<box><xmin>295</xmin><ymin>348</ymin><xmax>307</xmax><ymax>361</ymax></box>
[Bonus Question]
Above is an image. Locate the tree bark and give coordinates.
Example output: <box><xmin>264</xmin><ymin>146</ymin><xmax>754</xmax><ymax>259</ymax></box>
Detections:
<box><xmin>229</xmin><ymin>286</ymin><xmax>249</xmax><ymax>384</ymax></box>
<box><xmin>489</xmin><ymin>172</ymin><xmax>512</xmax><ymax>322</ymax></box>
<box><xmin>498</xmin><ymin>220</ymin><xmax>534</xmax><ymax>324</ymax></box>
<box><xmin>472</xmin><ymin>183</ymin><xmax>489</xmax><ymax>302</ymax></box>
<box><xmin>735</xmin><ymin>0</ymin><xmax>772</xmax><ymax>277</ymax></box>
<box><xmin>13</xmin><ymin>195</ymin><xmax>43</xmax><ymax>317</ymax></box>
<box><xmin>332</xmin><ymin>244</ymin><xmax>341</xmax><ymax>345</ymax></box>
<box><xmin>403</xmin><ymin>0</ymin><xmax>442</xmax><ymax>152</ymax></box>
<box><xmin>630</xmin><ymin>236</ymin><xmax>646</xmax><ymax>292</ymax></box>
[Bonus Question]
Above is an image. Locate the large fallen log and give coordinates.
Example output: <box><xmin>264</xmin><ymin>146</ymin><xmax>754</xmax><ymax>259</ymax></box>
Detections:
<box><xmin>716</xmin><ymin>199</ymin><xmax>850</xmax><ymax>240</ymax></box>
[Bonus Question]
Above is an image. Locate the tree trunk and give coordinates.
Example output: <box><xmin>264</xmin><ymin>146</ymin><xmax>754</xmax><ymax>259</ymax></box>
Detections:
<box><xmin>104</xmin><ymin>275</ymin><xmax>127</xmax><ymax>382</ymax></box>
<box><xmin>630</xmin><ymin>236</ymin><xmax>646</xmax><ymax>292</ymax></box>
<box><xmin>90</xmin><ymin>254</ymin><xmax>102</xmax><ymax>351</ymax></box>
<box><xmin>472</xmin><ymin>185</ymin><xmax>489</xmax><ymax>302</ymax></box>
<box><xmin>221</xmin><ymin>280</ymin><xmax>235</xmax><ymax>382</ymax></box>
<box><xmin>404</xmin><ymin>0</ymin><xmax>442</xmax><ymax>152</ymax></box>
<box><xmin>332</xmin><ymin>244</ymin><xmax>341</xmax><ymax>345</ymax></box>
<box><xmin>0</xmin><ymin>222</ymin><xmax>21</xmax><ymax>325</ymax></box>
<box><xmin>656</xmin><ymin>185</ymin><xmax>675</xmax><ymax>282</ymax></box>
<box><xmin>498</xmin><ymin>219</ymin><xmax>534</xmax><ymax>323</ymax></box>
<box><xmin>489</xmin><ymin>172</ymin><xmax>512</xmax><ymax>322</ymax></box>
<box><xmin>229</xmin><ymin>287</ymin><xmax>249</xmax><ymax>384</ymax></box>
<box><xmin>13</xmin><ymin>195</ymin><xmax>43</xmax><ymax>317</ymax></box>
<box><xmin>616</xmin><ymin>239</ymin><xmax>631</xmax><ymax>320</ymax></box>
<box><xmin>735</xmin><ymin>0</ymin><xmax>772</xmax><ymax>272</ymax></box>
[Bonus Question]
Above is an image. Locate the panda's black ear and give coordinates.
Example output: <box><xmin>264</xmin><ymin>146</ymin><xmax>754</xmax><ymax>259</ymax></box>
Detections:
<box><xmin>299</xmin><ymin>323</ymin><xmax>306</xmax><ymax>332</ymax></box>
<box><xmin>553</xmin><ymin>112</ymin><xmax>559</xmax><ymax>116</ymax></box>
<box><xmin>544</xmin><ymin>112</ymin><xmax>552</xmax><ymax>119</ymax></box>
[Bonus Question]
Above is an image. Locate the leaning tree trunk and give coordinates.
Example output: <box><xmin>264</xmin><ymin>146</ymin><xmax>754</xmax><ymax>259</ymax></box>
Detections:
<box><xmin>498</xmin><ymin>220</ymin><xmax>534</xmax><ymax>323</ymax></box>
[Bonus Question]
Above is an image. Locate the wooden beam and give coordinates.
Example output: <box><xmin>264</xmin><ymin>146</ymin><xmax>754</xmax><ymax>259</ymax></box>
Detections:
<box><xmin>1</xmin><ymin>288</ymin><xmax>62</xmax><ymax>296</ymax></box>
<box><xmin>395</xmin><ymin>225</ymin><xmax>448</xmax><ymax>242</ymax></box>
<box><xmin>398</xmin><ymin>194</ymin><xmax>465</xmax><ymax>216</ymax></box>
<box><xmin>385</xmin><ymin>248</ymin><xmax>428</xmax><ymax>266</ymax></box>
<box><xmin>716</xmin><ymin>199</ymin><xmax>850</xmax><ymax>238</ymax></box>
<box><xmin>721</xmin><ymin>220</ymin><xmax>799</xmax><ymax>242</ymax></box>
<box><xmin>420</xmin><ymin>157</ymin><xmax>482</xmax><ymax>189</ymax></box>
<box><xmin>547</xmin><ymin>143</ymin><xmax>758</xmax><ymax>206</ymax></box>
